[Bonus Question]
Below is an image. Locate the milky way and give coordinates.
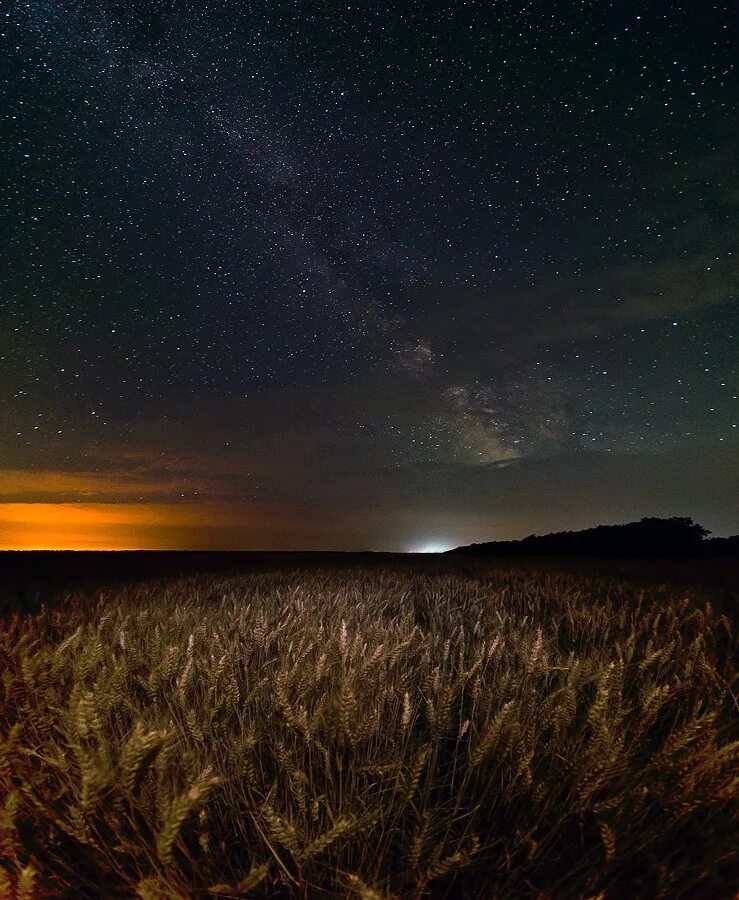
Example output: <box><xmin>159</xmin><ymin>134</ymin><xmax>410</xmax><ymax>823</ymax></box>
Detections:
<box><xmin>0</xmin><ymin>1</ymin><xmax>736</xmax><ymax>549</ymax></box>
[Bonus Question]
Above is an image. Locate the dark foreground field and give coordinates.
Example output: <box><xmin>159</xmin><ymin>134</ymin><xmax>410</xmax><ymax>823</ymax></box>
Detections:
<box><xmin>1</xmin><ymin>555</ymin><xmax>737</xmax><ymax>898</ymax></box>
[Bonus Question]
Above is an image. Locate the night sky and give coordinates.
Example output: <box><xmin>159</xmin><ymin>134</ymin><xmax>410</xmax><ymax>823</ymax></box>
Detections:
<box><xmin>1</xmin><ymin>1</ymin><xmax>736</xmax><ymax>550</ymax></box>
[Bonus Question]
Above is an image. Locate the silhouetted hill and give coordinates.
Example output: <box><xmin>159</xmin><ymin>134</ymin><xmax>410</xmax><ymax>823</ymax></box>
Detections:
<box><xmin>450</xmin><ymin>517</ymin><xmax>738</xmax><ymax>559</ymax></box>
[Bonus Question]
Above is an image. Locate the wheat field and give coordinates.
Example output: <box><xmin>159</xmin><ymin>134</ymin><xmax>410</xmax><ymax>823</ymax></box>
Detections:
<box><xmin>1</xmin><ymin>563</ymin><xmax>737</xmax><ymax>898</ymax></box>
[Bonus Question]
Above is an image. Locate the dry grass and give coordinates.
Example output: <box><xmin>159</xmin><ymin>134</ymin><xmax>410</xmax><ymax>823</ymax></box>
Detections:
<box><xmin>0</xmin><ymin>564</ymin><xmax>737</xmax><ymax>898</ymax></box>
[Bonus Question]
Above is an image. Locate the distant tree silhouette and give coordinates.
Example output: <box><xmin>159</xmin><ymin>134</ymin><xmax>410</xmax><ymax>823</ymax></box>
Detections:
<box><xmin>450</xmin><ymin>517</ymin><xmax>719</xmax><ymax>558</ymax></box>
<box><xmin>703</xmin><ymin>534</ymin><xmax>739</xmax><ymax>558</ymax></box>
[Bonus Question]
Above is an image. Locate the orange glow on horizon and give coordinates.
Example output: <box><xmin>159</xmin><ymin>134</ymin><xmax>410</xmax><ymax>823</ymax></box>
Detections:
<box><xmin>0</xmin><ymin>499</ymin><xmax>323</xmax><ymax>550</ymax></box>
<box><xmin>0</xmin><ymin>503</ymin><xmax>212</xmax><ymax>550</ymax></box>
<box><xmin>0</xmin><ymin>466</ymin><xmax>308</xmax><ymax>549</ymax></box>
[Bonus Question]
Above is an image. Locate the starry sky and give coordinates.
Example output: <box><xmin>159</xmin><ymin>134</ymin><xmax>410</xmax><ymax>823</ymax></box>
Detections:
<box><xmin>1</xmin><ymin>1</ymin><xmax>736</xmax><ymax>550</ymax></box>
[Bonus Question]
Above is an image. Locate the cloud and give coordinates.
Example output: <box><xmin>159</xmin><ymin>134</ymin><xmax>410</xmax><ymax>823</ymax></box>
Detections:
<box><xmin>411</xmin><ymin>253</ymin><xmax>737</xmax><ymax>366</ymax></box>
<box><xmin>0</xmin><ymin>468</ymin><xmax>213</xmax><ymax>502</ymax></box>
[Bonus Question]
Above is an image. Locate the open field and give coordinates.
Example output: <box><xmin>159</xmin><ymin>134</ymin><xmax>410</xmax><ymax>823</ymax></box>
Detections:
<box><xmin>2</xmin><ymin>551</ymin><xmax>737</xmax><ymax>619</ymax></box>
<box><xmin>1</xmin><ymin>560</ymin><xmax>737</xmax><ymax>897</ymax></box>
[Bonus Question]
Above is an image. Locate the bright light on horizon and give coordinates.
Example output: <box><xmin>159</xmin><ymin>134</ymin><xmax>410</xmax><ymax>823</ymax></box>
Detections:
<box><xmin>408</xmin><ymin>540</ymin><xmax>456</xmax><ymax>554</ymax></box>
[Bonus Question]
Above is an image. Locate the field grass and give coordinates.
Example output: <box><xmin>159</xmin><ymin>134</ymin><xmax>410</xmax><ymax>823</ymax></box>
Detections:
<box><xmin>1</xmin><ymin>563</ymin><xmax>737</xmax><ymax>898</ymax></box>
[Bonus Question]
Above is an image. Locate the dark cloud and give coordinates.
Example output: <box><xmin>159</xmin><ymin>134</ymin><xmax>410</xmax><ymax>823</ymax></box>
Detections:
<box><xmin>410</xmin><ymin>254</ymin><xmax>737</xmax><ymax>364</ymax></box>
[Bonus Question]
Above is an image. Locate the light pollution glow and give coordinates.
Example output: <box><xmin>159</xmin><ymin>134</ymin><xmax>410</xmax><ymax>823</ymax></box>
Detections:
<box><xmin>0</xmin><ymin>501</ymin><xmax>317</xmax><ymax>551</ymax></box>
<box><xmin>0</xmin><ymin>468</ymin><xmax>471</xmax><ymax>551</ymax></box>
<box><xmin>0</xmin><ymin>503</ymin><xmax>460</xmax><ymax>553</ymax></box>
<box><xmin>410</xmin><ymin>541</ymin><xmax>456</xmax><ymax>554</ymax></box>
<box><xmin>0</xmin><ymin>468</ymin><xmax>285</xmax><ymax>550</ymax></box>
<box><xmin>0</xmin><ymin>503</ymin><xmax>214</xmax><ymax>550</ymax></box>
